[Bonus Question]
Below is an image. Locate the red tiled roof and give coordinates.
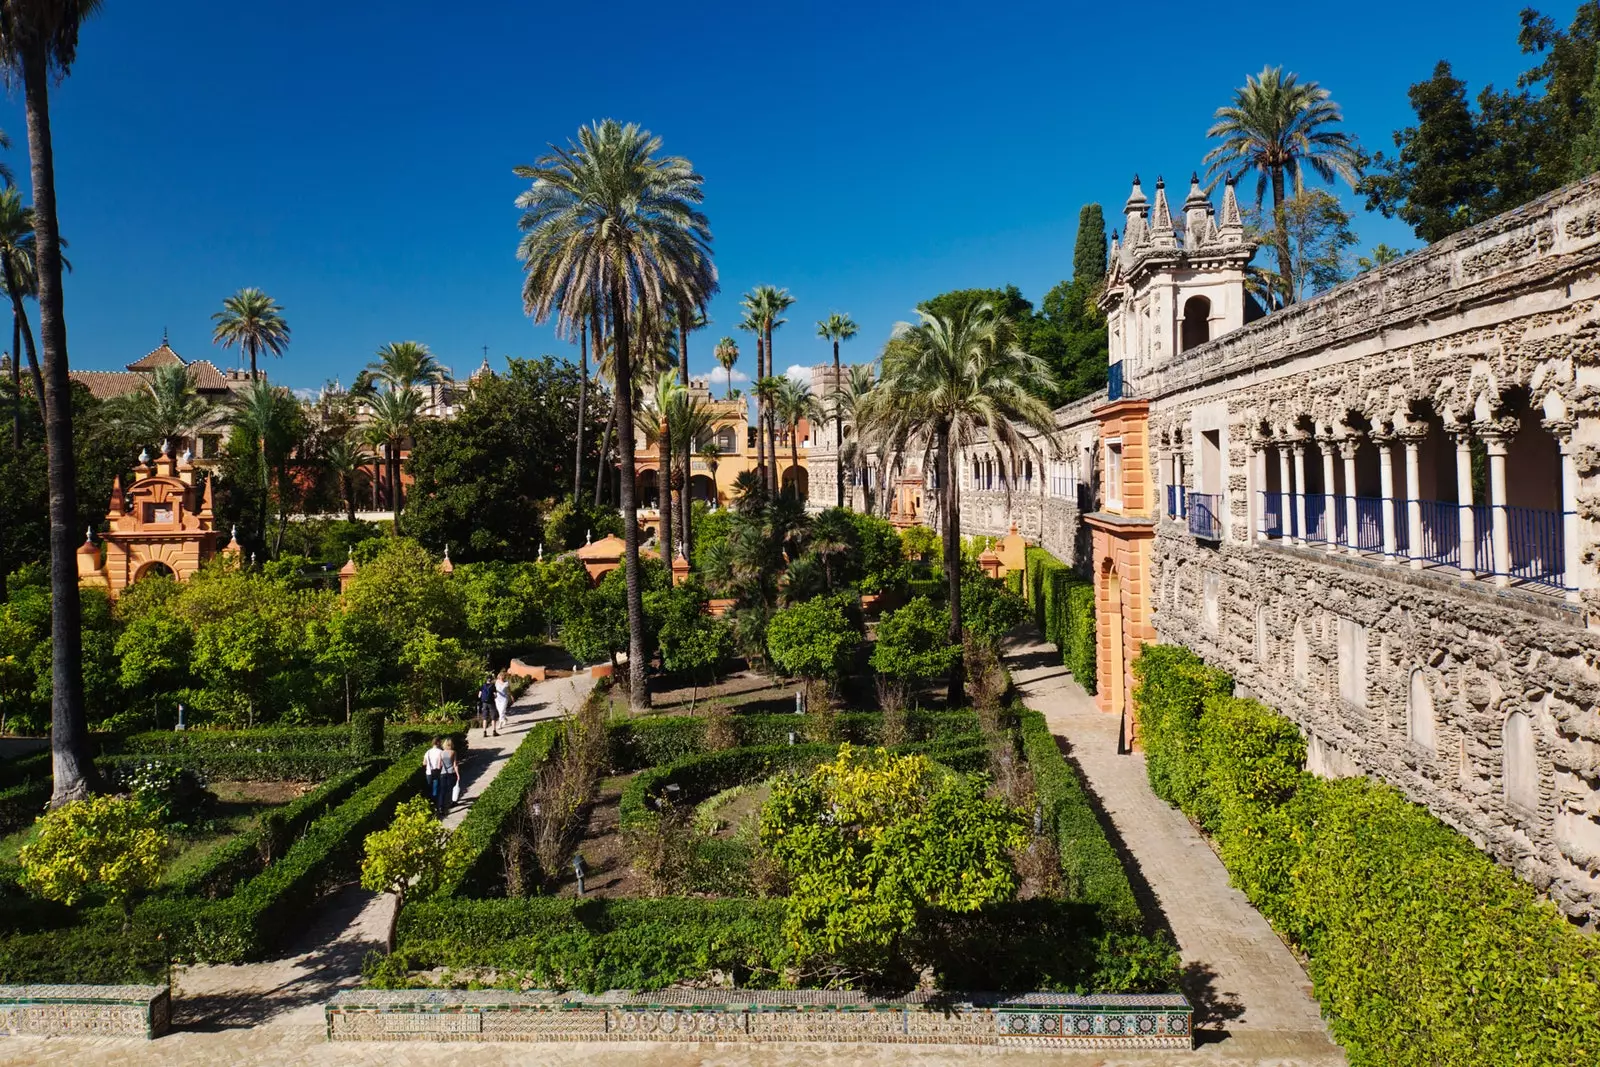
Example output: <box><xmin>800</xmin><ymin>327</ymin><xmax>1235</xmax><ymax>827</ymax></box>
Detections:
<box><xmin>185</xmin><ymin>359</ymin><xmax>228</xmax><ymax>390</ymax></box>
<box><xmin>71</xmin><ymin>370</ymin><xmax>147</xmax><ymax>399</ymax></box>
<box><xmin>125</xmin><ymin>343</ymin><xmax>184</xmax><ymax>372</ymax></box>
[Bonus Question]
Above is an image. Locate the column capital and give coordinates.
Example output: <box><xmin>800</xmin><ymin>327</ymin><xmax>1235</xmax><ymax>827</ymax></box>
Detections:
<box><xmin>1395</xmin><ymin>422</ymin><xmax>1428</xmax><ymax>444</ymax></box>
<box><xmin>1445</xmin><ymin>421</ymin><xmax>1475</xmax><ymax>445</ymax></box>
<box><xmin>1336</xmin><ymin>435</ymin><xmax>1362</xmax><ymax>459</ymax></box>
<box><xmin>1370</xmin><ymin>428</ymin><xmax>1397</xmax><ymax>446</ymax></box>
<box><xmin>1542</xmin><ymin>417</ymin><xmax>1575</xmax><ymax>447</ymax></box>
<box><xmin>1474</xmin><ymin>417</ymin><xmax>1518</xmax><ymax>449</ymax></box>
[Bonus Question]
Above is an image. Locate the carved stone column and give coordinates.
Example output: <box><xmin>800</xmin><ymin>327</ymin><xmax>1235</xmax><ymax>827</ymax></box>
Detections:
<box><xmin>1276</xmin><ymin>442</ymin><xmax>1292</xmax><ymax>540</ymax></box>
<box><xmin>1374</xmin><ymin>429</ymin><xmax>1397</xmax><ymax>563</ymax></box>
<box><xmin>1339</xmin><ymin>434</ymin><xmax>1360</xmax><ymax>556</ymax></box>
<box><xmin>1291</xmin><ymin>437</ymin><xmax>1309</xmax><ymax>546</ymax></box>
<box><xmin>1317</xmin><ymin>433</ymin><xmax>1339</xmax><ymax>552</ymax></box>
<box><xmin>1545</xmin><ymin>417</ymin><xmax>1579</xmax><ymax>600</ymax></box>
<box><xmin>1251</xmin><ymin>439</ymin><xmax>1269</xmax><ymax>542</ymax></box>
<box><xmin>1478</xmin><ymin>420</ymin><xmax>1515</xmax><ymax>587</ymax></box>
<box><xmin>1399</xmin><ymin>422</ymin><xmax>1427</xmax><ymax>569</ymax></box>
<box><xmin>1448</xmin><ymin>423</ymin><xmax>1476</xmax><ymax>577</ymax></box>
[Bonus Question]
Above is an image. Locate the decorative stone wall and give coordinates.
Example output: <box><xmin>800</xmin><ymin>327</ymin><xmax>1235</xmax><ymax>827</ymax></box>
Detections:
<box><xmin>325</xmin><ymin>989</ymin><xmax>1193</xmax><ymax>1049</ymax></box>
<box><xmin>0</xmin><ymin>984</ymin><xmax>171</xmax><ymax>1039</ymax></box>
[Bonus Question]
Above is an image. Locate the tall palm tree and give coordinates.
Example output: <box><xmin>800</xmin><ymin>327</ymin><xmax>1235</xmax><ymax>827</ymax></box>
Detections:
<box><xmin>1203</xmin><ymin>66</ymin><xmax>1362</xmax><ymax>308</ymax></box>
<box><xmin>573</xmin><ymin>308</ymin><xmax>589</xmax><ymax>503</ymax></box>
<box><xmin>105</xmin><ymin>363</ymin><xmax>225</xmax><ymax>453</ymax></box>
<box><xmin>774</xmin><ymin>376</ymin><xmax>820</xmax><ymax>500</ymax></box>
<box><xmin>362</xmin><ymin>383</ymin><xmax>424</xmax><ymax>532</ymax></box>
<box><xmin>673</xmin><ymin>300</ymin><xmax>708</xmax><ymax>554</ymax></box>
<box><xmin>211</xmin><ymin>287</ymin><xmax>290</xmax><ymax>380</ymax></box>
<box><xmin>737</xmin><ymin>305</ymin><xmax>765</xmax><ymax>486</ymax></box>
<box><xmin>321</xmin><ymin>432</ymin><xmax>369</xmax><ymax>522</ymax></box>
<box><xmin>713</xmin><ymin>336</ymin><xmax>739</xmax><ymax>400</ymax></box>
<box><xmin>866</xmin><ymin>303</ymin><xmax>1057</xmax><ymax>705</ymax></box>
<box><xmin>0</xmin><ymin>0</ymin><xmax>104</xmax><ymax>804</ymax></box>
<box><xmin>815</xmin><ymin>312</ymin><xmax>857</xmax><ymax>507</ymax></box>
<box><xmin>830</xmin><ymin>363</ymin><xmax>876</xmax><ymax>510</ymax></box>
<box><xmin>365</xmin><ymin>339</ymin><xmax>446</xmax><ymax>391</ymax></box>
<box><xmin>670</xmin><ymin>385</ymin><xmax>716</xmax><ymax>562</ymax></box>
<box><xmin>641</xmin><ymin>369</ymin><xmax>683</xmax><ymax>558</ymax></box>
<box><xmin>228</xmin><ymin>379</ymin><xmax>305</xmax><ymax>558</ymax></box>
<box><xmin>0</xmin><ymin>186</ymin><xmax>44</xmax><ymax>440</ymax></box>
<box><xmin>514</xmin><ymin>119</ymin><xmax>715</xmax><ymax>710</ymax></box>
<box><xmin>753</xmin><ymin>374</ymin><xmax>785</xmax><ymax>496</ymax></box>
<box><xmin>746</xmin><ymin>285</ymin><xmax>793</xmax><ymax>493</ymax></box>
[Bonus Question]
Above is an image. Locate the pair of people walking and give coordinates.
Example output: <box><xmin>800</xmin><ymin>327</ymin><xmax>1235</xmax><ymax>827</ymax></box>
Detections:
<box><xmin>476</xmin><ymin>671</ymin><xmax>510</xmax><ymax>737</ymax></box>
<box><xmin>423</xmin><ymin>737</ymin><xmax>459</xmax><ymax>817</ymax></box>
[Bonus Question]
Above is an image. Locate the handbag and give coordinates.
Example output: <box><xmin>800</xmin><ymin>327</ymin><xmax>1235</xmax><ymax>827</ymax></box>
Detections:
<box><xmin>452</xmin><ymin>782</ymin><xmax>461</xmax><ymax>803</ymax></box>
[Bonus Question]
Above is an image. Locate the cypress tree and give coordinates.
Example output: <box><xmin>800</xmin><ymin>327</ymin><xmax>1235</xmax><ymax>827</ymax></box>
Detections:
<box><xmin>1072</xmin><ymin>204</ymin><xmax>1107</xmax><ymax>286</ymax></box>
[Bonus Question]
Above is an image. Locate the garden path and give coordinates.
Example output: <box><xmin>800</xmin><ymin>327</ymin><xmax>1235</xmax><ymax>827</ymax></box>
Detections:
<box><xmin>1002</xmin><ymin>626</ymin><xmax>1347</xmax><ymax>1066</ymax></box>
<box><xmin>141</xmin><ymin>672</ymin><xmax>596</xmax><ymax>1039</ymax></box>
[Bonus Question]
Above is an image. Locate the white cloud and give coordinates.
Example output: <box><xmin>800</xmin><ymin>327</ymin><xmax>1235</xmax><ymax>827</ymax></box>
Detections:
<box><xmin>292</xmin><ymin>387</ymin><xmax>320</xmax><ymax>402</ymax></box>
<box><xmin>708</xmin><ymin>366</ymin><xmax>749</xmax><ymax>387</ymax></box>
<box><xmin>784</xmin><ymin>364</ymin><xmax>811</xmax><ymax>385</ymax></box>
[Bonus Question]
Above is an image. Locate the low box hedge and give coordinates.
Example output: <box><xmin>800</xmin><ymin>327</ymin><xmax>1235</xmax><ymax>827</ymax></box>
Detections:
<box><xmin>1017</xmin><ymin>710</ymin><xmax>1142</xmax><ymax>931</ymax></box>
<box><xmin>110</xmin><ymin>723</ymin><xmax>452</xmax><ymax>761</ymax></box>
<box><xmin>606</xmin><ymin>710</ymin><xmax>980</xmax><ymax>773</ymax></box>
<box><xmin>1134</xmin><ymin>642</ymin><xmax>1600</xmax><ymax>1067</ymax></box>
<box><xmin>1023</xmin><ymin>547</ymin><xmax>1096</xmax><ymax>693</ymax></box>
<box><xmin>98</xmin><ymin>728</ymin><xmax>466</xmax><ymax>784</ymax></box>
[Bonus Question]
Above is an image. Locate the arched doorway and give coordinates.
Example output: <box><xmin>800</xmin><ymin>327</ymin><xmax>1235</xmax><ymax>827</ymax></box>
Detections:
<box><xmin>1181</xmin><ymin>296</ymin><xmax>1212</xmax><ymax>351</ymax></box>
<box><xmin>133</xmin><ymin>560</ymin><xmax>176</xmax><ymax>583</ymax></box>
<box><xmin>690</xmin><ymin>474</ymin><xmax>717</xmax><ymax>505</ymax></box>
<box><xmin>781</xmin><ymin>465</ymin><xmax>809</xmax><ymax>500</ymax></box>
<box><xmin>637</xmin><ymin>469</ymin><xmax>660</xmax><ymax>510</ymax></box>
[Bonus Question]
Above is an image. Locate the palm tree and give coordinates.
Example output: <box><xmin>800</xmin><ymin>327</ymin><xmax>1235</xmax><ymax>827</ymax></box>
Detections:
<box><xmin>1203</xmin><ymin>66</ymin><xmax>1362</xmax><ymax>308</ymax></box>
<box><xmin>830</xmin><ymin>363</ymin><xmax>875</xmax><ymax>508</ymax></box>
<box><xmin>671</xmin><ymin>385</ymin><xmax>716</xmax><ymax>562</ymax></box>
<box><xmin>774</xmin><ymin>376</ymin><xmax>820</xmax><ymax>500</ymax></box>
<box><xmin>211</xmin><ymin>287</ymin><xmax>290</xmax><ymax>380</ymax></box>
<box><xmin>363</xmin><ymin>383</ymin><xmax>423</xmax><ymax>532</ymax></box>
<box><xmin>0</xmin><ymin>186</ymin><xmax>44</xmax><ymax>440</ymax></box>
<box><xmin>641</xmin><ymin>369</ymin><xmax>682</xmax><ymax>558</ymax></box>
<box><xmin>737</xmin><ymin>305</ymin><xmax>766</xmax><ymax>487</ymax></box>
<box><xmin>573</xmin><ymin>307</ymin><xmax>589</xmax><ymax>503</ymax></box>
<box><xmin>815</xmin><ymin>312</ymin><xmax>857</xmax><ymax>507</ymax></box>
<box><xmin>753</xmin><ymin>374</ymin><xmax>785</xmax><ymax>496</ymax></box>
<box><xmin>713</xmin><ymin>336</ymin><xmax>739</xmax><ymax>399</ymax></box>
<box><xmin>867</xmin><ymin>302</ymin><xmax>1058</xmax><ymax>705</ymax></box>
<box><xmin>227</xmin><ymin>380</ymin><xmax>305</xmax><ymax>557</ymax></box>
<box><xmin>745</xmin><ymin>285</ymin><xmax>793</xmax><ymax>493</ymax></box>
<box><xmin>514</xmin><ymin>119</ymin><xmax>715</xmax><ymax>710</ymax></box>
<box><xmin>0</xmin><ymin>0</ymin><xmax>105</xmax><ymax>804</ymax></box>
<box><xmin>321</xmin><ymin>432</ymin><xmax>369</xmax><ymax>521</ymax></box>
<box><xmin>105</xmin><ymin>363</ymin><xmax>225</xmax><ymax>453</ymax></box>
<box><xmin>365</xmin><ymin>339</ymin><xmax>446</xmax><ymax>391</ymax></box>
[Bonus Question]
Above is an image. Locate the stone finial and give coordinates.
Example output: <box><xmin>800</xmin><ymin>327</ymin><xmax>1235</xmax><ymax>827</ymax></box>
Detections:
<box><xmin>1183</xmin><ymin>172</ymin><xmax>1215</xmax><ymax>251</ymax></box>
<box><xmin>1149</xmin><ymin>176</ymin><xmax>1178</xmax><ymax>249</ymax></box>
<box><xmin>1218</xmin><ymin>176</ymin><xmax>1244</xmax><ymax>242</ymax></box>
<box><xmin>138</xmin><ymin>447</ymin><xmax>150</xmax><ymax>465</ymax></box>
<box><xmin>440</xmin><ymin>545</ymin><xmax>454</xmax><ymax>574</ymax></box>
<box><xmin>160</xmin><ymin>438</ymin><xmax>171</xmax><ymax>457</ymax></box>
<box><xmin>107</xmin><ymin>475</ymin><xmax>124</xmax><ymax>519</ymax></box>
<box><xmin>200</xmin><ymin>476</ymin><xmax>214</xmax><ymax>518</ymax></box>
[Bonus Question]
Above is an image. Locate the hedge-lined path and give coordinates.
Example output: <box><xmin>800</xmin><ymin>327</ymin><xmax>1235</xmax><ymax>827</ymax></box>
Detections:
<box><xmin>1003</xmin><ymin>626</ymin><xmax>1346</xmax><ymax>1066</ymax></box>
<box><xmin>152</xmin><ymin>672</ymin><xmax>598</xmax><ymax>1037</ymax></box>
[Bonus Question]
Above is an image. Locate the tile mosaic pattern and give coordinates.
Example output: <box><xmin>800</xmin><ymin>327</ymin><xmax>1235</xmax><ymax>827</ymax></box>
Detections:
<box><xmin>324</xmin><ymin>990</ymin><xmax>1193</xmax><ymax>1049</ymax></box>
<box><xmin>0</xmin><ymin>984</ymin><xmax>171</xmax><ymax>1039</ymax></box>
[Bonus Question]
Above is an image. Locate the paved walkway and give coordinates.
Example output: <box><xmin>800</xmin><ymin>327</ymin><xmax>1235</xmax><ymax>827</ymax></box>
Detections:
<box><xmin>1002</xmin><ymin>628</ymin><xmax>1345</xmax><ymax>1065</ymax></box>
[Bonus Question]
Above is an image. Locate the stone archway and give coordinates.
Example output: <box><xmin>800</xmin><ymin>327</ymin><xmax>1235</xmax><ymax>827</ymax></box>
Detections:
<box><xmin>132</xmin><ymin>559</ymin><xmax>176</xmax><ymax>583</ymax></box>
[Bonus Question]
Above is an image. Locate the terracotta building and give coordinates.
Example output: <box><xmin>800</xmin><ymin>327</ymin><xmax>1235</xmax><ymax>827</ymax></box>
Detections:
<box><xmin>78</xmin><ymin>443</ymin><xmax>226</xmax><ymax>597</ymax></box>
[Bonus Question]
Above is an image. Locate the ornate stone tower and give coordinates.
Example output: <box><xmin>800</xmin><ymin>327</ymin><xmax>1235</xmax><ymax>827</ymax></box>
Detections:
<box><xmin>79</xmin><ymin>442</ymin><xmax>223</xmax><ymax>597</ymax></box>
<box><xmin>1101</xmin><ymin>174</ymin><xmax>1259</xmax><ymax>392</ymax></box>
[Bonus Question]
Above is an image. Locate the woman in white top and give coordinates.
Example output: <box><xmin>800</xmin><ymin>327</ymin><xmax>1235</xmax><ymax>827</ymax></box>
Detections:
<box><xmin>493</xmin><ymin>673</ymin><xmax>510</xmax><ymax>735</ymax></box>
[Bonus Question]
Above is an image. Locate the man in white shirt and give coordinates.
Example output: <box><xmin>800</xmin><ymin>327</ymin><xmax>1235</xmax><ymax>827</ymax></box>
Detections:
<box><xmin>423</xmin><ymin>738</ymin><xmax>446</xmax><ymax>813</ymax></box>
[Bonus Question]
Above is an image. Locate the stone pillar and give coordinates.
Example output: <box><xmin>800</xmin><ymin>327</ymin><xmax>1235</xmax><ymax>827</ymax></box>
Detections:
<box><xmin>1479</xmin><ymin>422</ymin><xmax>1513</xmax><ymax>587</ymax></box>
<box><xmin>1291</xmin><ymin>438</ymin><xmax>1308</xmax><ymax>546</ymax></box>
<box><xmin>1340</xmin><ymin>436</ymin><xmax>1359</xmax><ymax>555</ymax></box>
<box><xmin>1252</xmin><ymin>441</ymin><xmax>1268</xmax><ymax>542</ymax></box>
<box><xmin>1547</xmin><ymin>418</ymin><xmax>1579</xmax><ymax>600</ymax></box>
<box><xmin>1375</xmin><ymin>431</ymin><xmax>1397</xmax><ymax>564</ymax></box>
<box><xmin>1401</xmin><ymin>425</ymin><xmax>1425</xmax><ymax>569</ymax></box>
<box><xmin>1277</xmin><ymin>444</ymin><xmax>1292</xmax><ymax>540</ymax></box>
<box><xmin>1450</xmin><ymin>424</ymin><xmax>1476</xmax><ymax>577</ymax></box>
<box><xmin>1318</xmin><ymin>435</ymin><xmax>1338</xmax><ymax>552</ymax></box>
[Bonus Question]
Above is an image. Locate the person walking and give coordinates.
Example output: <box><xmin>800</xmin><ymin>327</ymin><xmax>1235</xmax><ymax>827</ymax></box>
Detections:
<box><xmin>493</xmin><ymin>672</ymin><xmax>511</xmax><ymax>736</ymax></box>
<box><xmin>423</xmin><ymin>737</ymin><xmax>446</xmax><ymax>812</ymax></box>
<box><xmin>439</xmin><ymin>738</ymin><xmax>460</xmax><ymax>815</ymax></box>
<box><xmin>476</xmin><ymin>674</ymin><xmax>495</xmax><ymax>737</ymax></box>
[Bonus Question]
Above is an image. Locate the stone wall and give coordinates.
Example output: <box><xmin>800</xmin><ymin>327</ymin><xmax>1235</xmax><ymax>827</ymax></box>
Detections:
<box><xmin>325</xmin><ymin>989</ymin><xmax>1193</xmax><ymax>1050</ymax></box>
<box><xmin>0</xmin><ymin>984</ymin><xmax>171</xmax><ymax>1039</ymax></box>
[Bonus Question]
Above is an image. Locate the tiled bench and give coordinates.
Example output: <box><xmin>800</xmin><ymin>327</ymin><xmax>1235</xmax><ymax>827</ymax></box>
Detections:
<box><xmin>327</xmin><ymin>988</ymin><xmax>1192</xmax><ymax>1049</ymax></box>
<box><xmin>0</xmin><ymin>984</ymin><xmax>171</xmax><ymax>1039</ymax></box>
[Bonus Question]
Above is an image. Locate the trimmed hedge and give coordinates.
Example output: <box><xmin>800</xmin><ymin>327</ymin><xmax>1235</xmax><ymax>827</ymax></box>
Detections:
<box><xmin>384</xmin><ymin>897</ymin><xmax>794</xmax><ymax>992</ymax></box>
<box><xmin>1023</xmin><ymin>547</ymin><xmax>1095</xmax><ymax>693</ymax></box>
<box><xmin>606</xmin><ymin>710</ymin><xmax>980</xmax><ymax>772</ymax></box>
<box><xmin>1018</xmin><ymin>710</ymin><xmax>1142</xmax><ymax>931</ymax></box>
<box><xmin>1134</xmin><ymin>643</ymin><xmax>1600</xmax><ymax>1067</ymax></box>
<box><xmin>137</xmin><ymin>744</ymin><xmax>436</xmax><ymax>963</ymax></box>
<box><xmin>110</xmin><ymin>724</ymin><xmax>454</xmax><ymax>761</ymax></box>
<box><xmin>430</xmin><ymin>721</ymin><xmax>562</xmax><ymax>899</ymax></box>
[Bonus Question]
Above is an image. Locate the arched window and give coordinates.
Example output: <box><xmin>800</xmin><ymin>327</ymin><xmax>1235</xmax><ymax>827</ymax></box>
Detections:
<box><xmin>1503</xmin><ymin>711</ymin><xmax>1538</xmax><ymax>811</ymax></box>
<box><xmin>1181</xmin><ymin>295</ymin><xmax>1212</xmax><ymax>352</ymax></box>
<box><xmin>1407</xmin><ymin>669</ymin><xmax>1436</xmax><ymax>752</ymax></box>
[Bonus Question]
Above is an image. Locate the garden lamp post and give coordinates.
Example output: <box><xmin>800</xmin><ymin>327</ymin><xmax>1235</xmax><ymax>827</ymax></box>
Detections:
<box><xmin>572</xmin><ymin>854</ymin><xmax>586</xmax><ymax>897</ymax></box>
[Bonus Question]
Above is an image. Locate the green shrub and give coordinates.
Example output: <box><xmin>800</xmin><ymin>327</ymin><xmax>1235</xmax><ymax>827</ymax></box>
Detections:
<box><xmin>351</xmin><ymin>708</ymin><xmax>385</xmax><ymax>757</ymax></box>
<box><xmin>1132</xmin><ymin>645</ymin><xmax>1600</xmax><ymax>1067</ymax></box>
<box><xmin>765</xmin><ymin>596</ymin><xmax>861</xmax><ymax>682</ymax></box>
<box><xmin>1018</xmin><ymin>710</ymin><xmax>1142</xmax><ymax>930</ymax></box>
<box><xmin>430</xmin><ymin>721</ymin><xmax>561</xmax><ymax>898</ymax></box>
<box><xmin>870</xmin><ymin>597</ymin><xmax>960</xmax><ymax>684</ymax></box>
<box><xmin>904</xmin><ymin>576</ymin><xmax>944</xmax><ymax>602</ymax></box>
<box><xmin>1023</xmin><ymin>548</ymin><xmax>1096</xmax><ymax>693</ymax></box>
<box><xmin>1129</xmin><ymin>643</ymin><xmax>1231</xmax><ymax>824</ymax></box>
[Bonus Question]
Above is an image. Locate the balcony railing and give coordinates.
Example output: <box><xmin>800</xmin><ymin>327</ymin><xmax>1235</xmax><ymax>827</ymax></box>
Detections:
<box><xmin>1187</xmin><ymin>492</ymin><xmax>1222</xmax><ymax>540</ymax></box>
<box><xmin>1165</xmin><ymin>484</ymin><xmax>1186</xmax><ymax>519</ymax></box>
<box><xmin>1255</xmin><ymin>492</ymin><xmax>1567</xmax><ymax>591</ymax></box>
<box><xmin>1108</xmin><ymin>361</ymin><xmax>1125</xmax><ymax>401</ymax></box>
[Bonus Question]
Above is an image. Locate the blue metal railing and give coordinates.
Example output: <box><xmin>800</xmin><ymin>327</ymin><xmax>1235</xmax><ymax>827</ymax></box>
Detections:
<box><xmin>1413</xmin><ymin>499</ymin><xmax>1459</xmax><ymax>567</ymax></box>
<box><xmin>1502</xmin><ymin>504</ymin><xmax>1566</xmax><ymax>589</ymax></box>
<box><xmin>1108</xmin><ymin>361</ymin><xmax>1125</xmax><ymax>401</ymax></box>
<box><xmin>1188</xmin><ymin>492</ymin><xmax>1222</xmax><ymax>540</ymax></box>
<box><xmin>1166</xmin><ymin>484</ymin><xmax>1182</xmax><ymax>519</ymax></box>
<box><xmin>1261</xmin><ymin>491</ymin><xmax>1282</xmax><ymax>537</ymax></box>
<box><xmin>1304</xmin><ymin>495</ymin><xmax>1329</xmax><ymax>544</ymax></box>
<box><xmin>1351</xmin><ymin>497</ymin><xmax>1384</xmax><ymax>554</ymax></box>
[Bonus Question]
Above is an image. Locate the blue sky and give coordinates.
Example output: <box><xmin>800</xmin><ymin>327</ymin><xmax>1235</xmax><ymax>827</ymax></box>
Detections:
<box><xmin>0</xmin><ymin>0</ymin><xmax>1570</xmax><ymax>396</ymax></box>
